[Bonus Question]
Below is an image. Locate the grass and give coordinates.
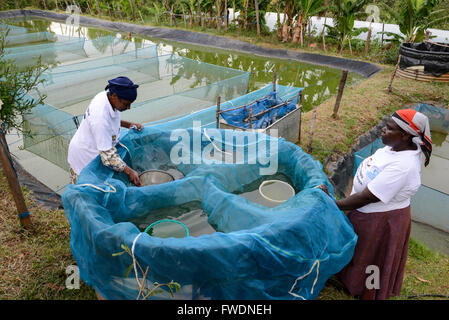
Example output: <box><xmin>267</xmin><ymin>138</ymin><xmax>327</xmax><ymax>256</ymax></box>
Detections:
<box><xmin>1</xmin><ymin>9</ymin><xmax>449</xmax><ymax>300</ymax></box>
<box><xmin>0</xmin><ymin>171</ymin><xmax>96</xmax><ymax>300</ymax></box>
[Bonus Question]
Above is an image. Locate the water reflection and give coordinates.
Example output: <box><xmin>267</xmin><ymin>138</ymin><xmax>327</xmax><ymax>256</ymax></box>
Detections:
<box><xmin>4</xmin><ymin>17</ymin><xmax>363</xmax><ymax>112</ymax></box>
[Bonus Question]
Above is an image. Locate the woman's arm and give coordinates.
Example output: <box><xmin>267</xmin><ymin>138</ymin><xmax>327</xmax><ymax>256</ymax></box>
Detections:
<box><xmin>100</xmin><ymin>147</ymin><xmax>142</xmax><ymax>186</ymax></box>
<box><xmin>120</xmin><ymin>120</ymin><xmax>143</xmax><ymax>130</ymax></box>
<box><xmin>335</xmin><ymin>187</ymin><xmax>380</xmax><ymax>211</ymax></box>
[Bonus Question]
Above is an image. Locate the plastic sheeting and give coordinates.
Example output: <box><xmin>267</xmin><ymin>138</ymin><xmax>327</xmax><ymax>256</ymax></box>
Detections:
<box><xmin>400</xmin><ymin>42</ymin><xmax>449</xmax><ymax>77</ymax></box>
<box><xmin>62</xmin><ymin>125</ymin><xmax>357</xmax><ymax>300</ymax></box>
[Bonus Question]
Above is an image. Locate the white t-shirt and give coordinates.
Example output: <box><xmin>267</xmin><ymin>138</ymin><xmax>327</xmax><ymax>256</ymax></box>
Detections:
<box><xmin>351</xmin><ymin>145</ymin><xmax>422</xmax><ymax>213</ymax></box>
<box><xmin>68</xmin><ymin>91</ymin><xmax>121</xmax><ymax>175</ymax></box>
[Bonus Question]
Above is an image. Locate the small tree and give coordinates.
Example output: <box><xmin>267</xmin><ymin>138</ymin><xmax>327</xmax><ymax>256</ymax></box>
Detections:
<box><xmin>326</xmin><ymin>0</ymin><xmax>369</xmax><ymax>53</ymax></box>
<box><xmin>0</xmin><ymin>29</ymin><xmax>49</xmax><ymax>135</ymax></box>
<box><xmin>381</xmin><ymin>0</ymin><xmax>447</xmax><ymax>43</ymax></box>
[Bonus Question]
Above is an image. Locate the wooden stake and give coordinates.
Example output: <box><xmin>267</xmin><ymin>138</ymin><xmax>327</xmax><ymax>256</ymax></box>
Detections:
<box><xmin>307</xmin><ymin>107</ymin><xmax>317</xmax><ymax>153</ymax></box>
<box><xmin>216</xmin><ymin>96</ymin><xmax>221</xmax><ymax>129</ymax></box>
<box><xmin>249</xmin><ymin>107</ymin><xmax>253</xmax><ymax>129</ymax></box>
<box><xmin>273</xmin><ymin>69</ymin><xmax>277</xmax><ymax>92</ymax></box>
<box><xmin>332</xmin><ymin>70</ymin><xmax>348</xmax><ymax>118</ymax></box>
<box><xmin>381</xmin><ymin>23</ymin><xmax>385</xmax><ymax>46</ymax></box>
<box><xmin>297</xmin><ymin>92</ymin><xmax>303</xmax><ymax>143</ymax></box>
<box><xmin>388</xmin><ymin>54</ymin><xmax>401</xmax><ymax>93</ymax></box>
<box><xmin>0</xmin><ymin>126</ymin><xmax>32</xmax><ymax>230</ymax></box>
<box><xmin>322</xmin><ymin>17</ymin><xmax>327</xmax><ymax>52</ymax></box>
<box><xmin>365</xmin><ymin>23</ymin><xmax>372</xmax><ymax>56</ymax></box>
<box><xmin>254</xmin><ymin>0</ymin><xmax>260</xmax><ymax>39</ymax></box>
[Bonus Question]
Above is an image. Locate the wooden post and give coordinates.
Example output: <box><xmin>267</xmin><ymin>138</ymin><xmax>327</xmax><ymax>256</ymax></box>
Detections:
<box><xmin>273</xmin><ymin>69</ymin><xmax>277</xmax><ymax>92</ymax></box>
<box><xmin>249</xmin><ymin>107</ymin><xmax>253</xmax><ymax>129</ymax></box>
<box><xmin>297</xmin><ymin>92</ymin><xmax>303</xmax><ymax>143</ymax></box>
<box><xmin>381</xmin><ymin>23</ymin><xmax>385</xmax><ymax>46</ymax></box>
<box><xmin>254</xmin><ymin>0</ymin><xmax>260</xmax><ymax>39</ymax></box>
<box><xmin>388</xmin><ymin>54</ymin><xmax>401</xmax><ymax>93</ymax></box>
<box><xmin>216</xmin><ymin>96</ymin><xmax>221</xmax><ymax>129</ymax></box>
<box><xmin>365</xmin><ymin>23</ymin><xmax>372</xmax><ymax>56</ymax></box>
<box><xmin>322</xmin><ymin>17</ymin><xmax>327</xmax><ymax>52</ymax></box>
<box><xmin>332</xmin><ymin>70</ymin><xmax>348</xmax><ymax>118</ymax></box>
<box><xmin>0</xmin><ymin>123</ymin><xmax>32</xmax><ymax>230</ymax></box>
<box><xmin>307</xmin><ymin>107</ymin><xmax>317</xmax><ymax>154</ymax></box>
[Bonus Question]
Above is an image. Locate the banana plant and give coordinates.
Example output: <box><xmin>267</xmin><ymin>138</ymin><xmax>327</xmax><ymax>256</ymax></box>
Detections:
<box><xmin>381</xmin><ymin>0</ymin><xmax>447</xmax><ymax>43</ymax></box>
<box><xmin>326</xmin><ymin>0</ymin><xmax>369</xmax><ymax>53</ymax></box>
<box><xmin>293</xmin><ymin>0</ymin><xmax>328</xmax><ymax>46</ymax></box>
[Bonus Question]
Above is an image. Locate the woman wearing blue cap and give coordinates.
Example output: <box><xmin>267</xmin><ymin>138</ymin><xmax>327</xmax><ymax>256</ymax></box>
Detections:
<box><xmin>68</xmin><ymin>76</ymin><xmax>143</xmax><ymax>186</ymax></box>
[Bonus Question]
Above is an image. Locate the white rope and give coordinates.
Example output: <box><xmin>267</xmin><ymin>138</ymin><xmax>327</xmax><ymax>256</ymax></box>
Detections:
<box><xmin>203</xmin><ymin>128</ymin><xmax>233</xmax><ymax>156</ymax></box>
<box><xmin>77</xmin><ymin>182</ymin><xmax>117</xmax><ymax>193</ymax></box>
<box><xmin>131</xmin><ymin>232</ymin><xmax>144</xmax><ymax>293</ymax></box>
<box><xmin>118</xmin><ymin>141</ymin><xmax>131</xmax><ymax>155</ymax></box>
<box><xmin>288</xmin><ymin>260</ymin><xmax>320</xmax><ymax>300</ymax></box>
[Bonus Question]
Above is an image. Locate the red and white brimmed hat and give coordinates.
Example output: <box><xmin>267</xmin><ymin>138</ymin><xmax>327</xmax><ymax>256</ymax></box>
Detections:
<box><xmin>392</xmin><ymin>109</ymin><xmax>432</xmax><ymax>166</ymax></box>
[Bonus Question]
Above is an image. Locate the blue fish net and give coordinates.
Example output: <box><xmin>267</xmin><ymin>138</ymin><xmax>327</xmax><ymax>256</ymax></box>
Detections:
<box><xmin>62</xmin><ymin>125</ymin><xmax>357</xmax><ymax>300</ymax></box>
<box><xmin>220</xmin><ymin>91</ymin><xmax>300</xmax><ymax>129</ymax></box>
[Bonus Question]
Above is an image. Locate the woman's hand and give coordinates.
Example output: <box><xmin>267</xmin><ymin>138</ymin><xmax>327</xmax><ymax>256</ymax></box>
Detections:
<box><xmin>121</xmin><ymin>120</ymin><xmax>143</xmax><ymax>131</ymax></box>
<box><xmin>124</xmin><ymin>165</ymin><xmax>142</xmax><ymax>187</ymax></box>
<box><xmin>130</xmin><ymin>122</ymin><xmax>143</xmax><ymax>131</ymax></box>
<box><xmin>317</xmin><ymin>184</ymin><xmax>330</xmax><ymax>197</ymax></box>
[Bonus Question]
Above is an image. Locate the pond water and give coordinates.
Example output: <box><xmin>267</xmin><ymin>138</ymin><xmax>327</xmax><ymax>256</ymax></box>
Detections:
<box><xmin>3</xmin><ymin>18</ymin><xmax>363</xmax><ymax>113</ymax></box>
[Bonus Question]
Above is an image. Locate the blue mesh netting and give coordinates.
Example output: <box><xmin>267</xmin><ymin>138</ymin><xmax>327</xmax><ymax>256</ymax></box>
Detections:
<box><xmin>0</xmin><ymin>22</ymin><xmax>28</xmax><ymax>35</ymax></box>
<box><xmin>62</xmin><ymin>124</ymin><xmax>357</xmax><ymax>300</ymax></box>
<box><xmin>21</xmin><ymin>51</ymin><xmax>249</xmax><ymax>171</ymax></box>
<box><xmin>3</xmin><ymin>31</ymin><xmax>73</xmax><ymax>47</ymax></box>
<box><xmin>220</xmin><ymin>91</ymin><xmax>300</xmax><ymax>129</ymax></box>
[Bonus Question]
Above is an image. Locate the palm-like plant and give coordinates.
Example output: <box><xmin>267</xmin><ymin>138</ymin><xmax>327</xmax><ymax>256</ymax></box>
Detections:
<box><xmin>326</xmin><ymin>0</ymin><xmax>369</xmax><ymax>53</ymax></box>
<box><xmin>293</xmin><ymin>0</ymin><xmax>328</xmax><ymax>46</ymax></box>
<box><xmin>382</xmin><ymin>0</ymin><xmax>446</xmax><ymax>43</ymax></box>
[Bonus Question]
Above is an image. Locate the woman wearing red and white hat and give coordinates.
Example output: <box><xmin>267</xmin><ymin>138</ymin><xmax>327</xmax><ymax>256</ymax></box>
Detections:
<box><xmin>321</xmin><ymin>109</ymin><xmax>432</xmax><ymax>300</ymax></box>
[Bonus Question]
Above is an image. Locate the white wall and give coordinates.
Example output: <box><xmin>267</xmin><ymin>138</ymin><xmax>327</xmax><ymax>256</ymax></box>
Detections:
<box><xmin>229</xmin><ymin>10</ymin><xmax>449</xmax><ymax>43</ymax></box>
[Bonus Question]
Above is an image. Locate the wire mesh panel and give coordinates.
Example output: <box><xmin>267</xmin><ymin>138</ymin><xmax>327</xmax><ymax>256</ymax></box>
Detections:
<box><xmin>2</xmin><ymin>35</ymin><xmax>150</xmax><ymax>69</ymax></box>
<box><xmin>3</xmin><ymin>31</ymin><xmax>73</xmax><ymax>47</ymax></box>
<box><xmin>0</xmin><ymin>22</ymin><xmax>28</xmax><ymax>35</ymax></box>
<box><xmin>21</xmin><ymin>48</ymin><xmax>250</xmax><ymax>171</ymax></box>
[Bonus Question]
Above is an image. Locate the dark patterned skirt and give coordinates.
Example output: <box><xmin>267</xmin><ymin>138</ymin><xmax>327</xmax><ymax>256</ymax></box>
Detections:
<box><xmin>338</xmin><ymin>206</ymin><xmax>411</xmax><ymax>300</ymax></box>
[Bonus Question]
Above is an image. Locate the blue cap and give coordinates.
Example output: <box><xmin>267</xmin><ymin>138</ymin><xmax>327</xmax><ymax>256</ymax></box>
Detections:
<box><xmin>105</xmin><ymin>76</ymin><xmax>139</xmax><ymax>102</ymax></box>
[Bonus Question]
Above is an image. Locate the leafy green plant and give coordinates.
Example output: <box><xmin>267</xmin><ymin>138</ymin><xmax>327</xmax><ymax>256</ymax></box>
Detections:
<box><xmin>326</xmin><ymin>0</ymin><xmax>369</xmax><ymax>53</ymax></box>
<box><xmin>0</xmin><ymin>29</ymin><xmax>49</xmax><ymax>135</ymax></box>
<box><xmin>380</xmin><ymin>0</ymin><xmax>447</xmax><ymax>43</ymax></box>
<box><xmin>294</xmin><ymin>0</ymin><xmax>328</xmax><ymax>46</ymax></box>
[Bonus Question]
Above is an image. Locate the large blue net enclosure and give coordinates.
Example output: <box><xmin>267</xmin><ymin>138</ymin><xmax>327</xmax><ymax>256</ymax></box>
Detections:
<box><xmin>62</xmin><ymin>125</ymin><xmax>357</xmax><ymax>300</ymax></box>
